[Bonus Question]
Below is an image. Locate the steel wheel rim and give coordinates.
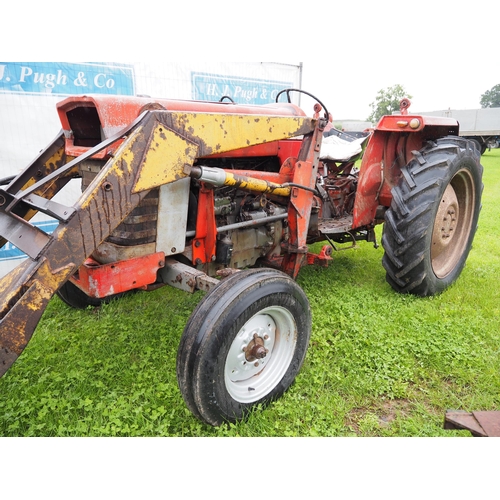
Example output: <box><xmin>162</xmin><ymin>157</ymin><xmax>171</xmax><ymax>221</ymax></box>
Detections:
<box><xmin>224</xmin><ymin>306</ymin><xmax>297</xmax><ymax>403</ymax></box>
<box><xmin>431</xmin><ymin>169</ymin><xmax>475</xmax><ymax>278</ymax></box>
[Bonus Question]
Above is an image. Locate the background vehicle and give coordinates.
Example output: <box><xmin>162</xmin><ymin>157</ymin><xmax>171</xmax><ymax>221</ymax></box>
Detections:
<box><xmin>0</xmin><ymin>91</ymin><xmax>483</xmax><ymax>426</ymax></box>
<box><xmin>416</xmin><ymin>107</ymin><xmax>500</xmax><ymax>155</ymax></box>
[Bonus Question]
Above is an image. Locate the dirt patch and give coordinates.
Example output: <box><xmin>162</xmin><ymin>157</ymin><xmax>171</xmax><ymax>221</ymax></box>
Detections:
<box><xmin>345</xmin><ymin>399</ymin><xmax>413</xmax><ymax>434</ymax></box>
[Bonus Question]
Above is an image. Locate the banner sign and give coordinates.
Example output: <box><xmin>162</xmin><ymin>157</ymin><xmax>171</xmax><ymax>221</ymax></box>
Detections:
<box><xmin>192</xmin><ymin>72</ymin><xmax>292</xmax><ymax>105</ymax></box>
<box><xmin>0</xmin><ymin>62</ymin><xmax>135</xmax><ymax>96</ymax></box>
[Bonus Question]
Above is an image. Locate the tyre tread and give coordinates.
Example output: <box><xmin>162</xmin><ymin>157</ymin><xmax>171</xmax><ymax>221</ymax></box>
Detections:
<box><xmin>382</xmin><ymin>136</ymin><xmax>483</xmax><ymax>296</ymax></box>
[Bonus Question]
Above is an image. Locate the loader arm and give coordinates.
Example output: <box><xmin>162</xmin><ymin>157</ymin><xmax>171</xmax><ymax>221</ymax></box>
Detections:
<box><xmin>0</xmin><ymin>109</ymin><xmax>317</xmax><ymax>377</ymax></box>
<box><xmin>0</xmin><ymin>132</ymin><xmax>76</xmax><ymax>251</ymax></box>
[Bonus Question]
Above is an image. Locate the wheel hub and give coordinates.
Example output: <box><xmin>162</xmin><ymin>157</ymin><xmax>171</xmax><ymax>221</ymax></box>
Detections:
<box><xmin>430</xmin><ymin>169</ymin><xmax>475</xmax><ymax>279</ymax></box>
<box><xmin>224</xmin><ymin>306</ymin><xmax>297</xmax><ymax>403</ymax></box>
<box><xmin>433</xmin><ymin>184</ymin><xmax>459</xmax><ymax>249</ymax></box>
<box><xmin>225</xmin><ymin>314</ymin><xmax>275</xmax><ymax>384</ymax></box>
<box><xmin>244</xmin><ymin>333</ymin><xmax>269</xmax><ymax>362</ymax></box>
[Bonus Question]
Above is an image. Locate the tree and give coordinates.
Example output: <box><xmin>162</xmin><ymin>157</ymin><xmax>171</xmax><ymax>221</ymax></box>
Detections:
<box><xmin>367</xmin><ymin>84</ymin><xmax>412</xmax><ymax>123</ymax></box>
<box><xmin>480</xmin><ymin>84</ymin><xmax>500</xmax><ymax>108</ymax></box>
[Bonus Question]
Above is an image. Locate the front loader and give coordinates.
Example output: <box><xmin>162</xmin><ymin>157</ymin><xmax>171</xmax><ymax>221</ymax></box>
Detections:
<box><xmin>0</xmin><ymin>90</ymin><xmax>483</xmax><ymax>426</ymax></box>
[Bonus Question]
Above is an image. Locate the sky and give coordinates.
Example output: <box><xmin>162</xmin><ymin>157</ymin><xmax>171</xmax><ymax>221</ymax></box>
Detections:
<box><xmin>300</xmin><ymin>57</ymin><xmax>498</xmax><ymax>121</ymax></box>
<box><xmin>291</xmin><ymin>1</ymin><xmax>499</xmax><ymax>120</ymax></box>
<box><xmin>4</xmin><ymin>1</ymin><xmax>498</xmax><ymax>123</ymax></box>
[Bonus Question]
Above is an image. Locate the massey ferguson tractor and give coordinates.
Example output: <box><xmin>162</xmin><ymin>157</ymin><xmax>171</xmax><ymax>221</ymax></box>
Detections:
<box><xmin>0</xmin><ymin>90</ymin><xmax>483</xmax><ymax>426</ymax></box>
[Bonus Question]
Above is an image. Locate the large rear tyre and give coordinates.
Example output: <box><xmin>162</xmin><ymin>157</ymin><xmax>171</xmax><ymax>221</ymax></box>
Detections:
<box><xmin>382</xmin><ymin>137</ymin><xmax>483</xmax><ymax>296</ymax></box>
<box><xmin>176</xmin><ymin>268</ymin><xmax>311</xmax><ymax>426</ymax></box>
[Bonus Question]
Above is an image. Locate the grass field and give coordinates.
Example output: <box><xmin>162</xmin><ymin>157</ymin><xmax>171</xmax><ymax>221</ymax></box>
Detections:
<box><xmin>0</xmin><ymin>148</ymin><xmax>499</xmax><ymax>437</ymax></box>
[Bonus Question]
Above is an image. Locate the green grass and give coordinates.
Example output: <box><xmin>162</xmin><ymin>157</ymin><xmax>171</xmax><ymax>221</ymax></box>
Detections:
<box><xmin>1</xmin><ymin>149</ymin><xmax>499</xmax><ymax>437</ymax></box>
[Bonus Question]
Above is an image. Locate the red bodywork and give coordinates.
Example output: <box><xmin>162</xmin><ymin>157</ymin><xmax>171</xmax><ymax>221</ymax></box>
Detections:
<box><xmin>73</xmin><ymin>253</ymin><xmax>166</xmax><ymax>298</ymax></box>
<box><xmin>353</xmin><ymin>114</ymin><xmax>458</xmax><ymax>227</ymax></box>
<box><xmin>57</xmin><ymin>95</ymin><xmax>306</xmax><ymax>160</ymax></box>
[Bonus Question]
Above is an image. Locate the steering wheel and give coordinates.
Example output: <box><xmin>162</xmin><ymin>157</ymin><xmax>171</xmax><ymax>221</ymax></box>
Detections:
<box><xmin>275</xmin><ymin>88</ymin><xmax>329</xmax><ymax>121</ymax></box>
<box><xmin>219</xmin><ymin>95</ymin><xmax>236</xmax><ymax>103</ymax></box>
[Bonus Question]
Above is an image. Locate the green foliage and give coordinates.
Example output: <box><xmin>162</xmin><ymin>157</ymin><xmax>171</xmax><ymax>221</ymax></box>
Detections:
<box><xmin>480</xmin><ymin>84</ymin><xmax>500</xmax><ymax>108</ymax></box>
<box><xmin>1</xmin><ymin>149</ymin><xmax>499</xmax><ymax>437</ymax></box>
<box><xmin>367</xmin><ymin>84</ymin><xmax>412</xmax><ymax>123</ymax></box>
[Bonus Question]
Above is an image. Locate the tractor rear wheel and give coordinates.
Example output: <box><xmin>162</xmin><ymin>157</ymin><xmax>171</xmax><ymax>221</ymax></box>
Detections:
<box><xmin>176</xmin><ymin>268</ymin><xmax>311</xmax><ymax>426</ymax></box>
<box><xmin>382</xmin><ymin>137</ymin><xmax>483</xmax><ymax>296</ymax></box>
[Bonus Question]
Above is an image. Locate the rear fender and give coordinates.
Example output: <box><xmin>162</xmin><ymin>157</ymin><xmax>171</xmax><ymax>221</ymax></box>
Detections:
<box><xmin>353</xmin><ymin>115</ymin><xmax>459</xmax><ymax>228</ymax></box>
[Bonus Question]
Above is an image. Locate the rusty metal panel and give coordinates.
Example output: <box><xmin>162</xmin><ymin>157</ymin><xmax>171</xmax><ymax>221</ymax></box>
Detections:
<box><xmin>159</xmin><ymin>257</ymin><xmax>214</xmax><ymax>293</ymax></box>
<box><xmin>132</xmin><ymin>112</ymin><xmax>316</xmax><ymax>193</ymax></box>
<box><xmin>472</xmin><ymin>412</ymin><xmax>500</xmax><ymax>437</ymax></box>
<box><xmin>444</xmin><ymin>410</ymin><xmax>500</xmax><ymax>437</ymax></box>
<box><xmin>132</xmin><ymin>122</ymin><xmax>199</xmax><ymax>192</ymax></box>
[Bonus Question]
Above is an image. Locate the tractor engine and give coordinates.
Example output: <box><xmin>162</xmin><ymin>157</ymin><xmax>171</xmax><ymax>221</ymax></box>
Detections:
<box><xmin>188</xmin><ymin>155</ymin><xmax>289</xmax><ymax>272</ymax></box>
<box><xmin>211</xmin><ymin>187</ymin><xmax>286</xmax><ymax>269</ymax></box>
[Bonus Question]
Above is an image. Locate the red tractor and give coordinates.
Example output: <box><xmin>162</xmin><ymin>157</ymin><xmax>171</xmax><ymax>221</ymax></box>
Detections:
<box><xmin>0</xmin><ymin>90</ymin><xmax>483</xmax><ymax>426</ymax></box>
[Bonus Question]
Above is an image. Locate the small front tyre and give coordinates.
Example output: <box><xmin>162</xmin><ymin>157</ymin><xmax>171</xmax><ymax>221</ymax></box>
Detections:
<box><xmin>176</xmin><ymin>268</ymin><xmax>311</xmax><ymax>426</ymax></box>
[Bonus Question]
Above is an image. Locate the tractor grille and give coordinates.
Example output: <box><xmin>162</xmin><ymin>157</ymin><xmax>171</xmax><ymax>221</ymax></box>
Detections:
<box><xmin>107</xmin><ymin>190</ymin><xmax>159</xmax><ymax>246</ymax></box>
<box><xmin>80</xmin><ymin>161</ymin><xmax>159</xmax><ymax>246</ymax></box>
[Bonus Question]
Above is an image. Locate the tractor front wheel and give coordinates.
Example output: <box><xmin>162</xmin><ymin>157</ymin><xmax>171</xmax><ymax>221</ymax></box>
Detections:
<box><xmin>382</xmin><ymin>137</ymin><xmax>483</xmax><ymax>296</ymax></box>
<box><xmin>176</xmin><ymin>268</ymin><xmax>311</xmax><ymax>426</ymax></box>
